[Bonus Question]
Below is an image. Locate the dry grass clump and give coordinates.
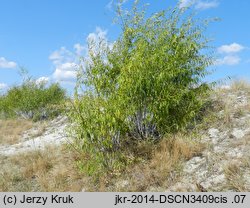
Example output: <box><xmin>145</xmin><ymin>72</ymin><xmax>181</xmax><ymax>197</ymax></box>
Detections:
<box><xmin>215</xmin><ymin>79</ymin><xmax>250</xmax><ymax>94</ymax></box>
<box><xmin>0</xmin><ymin>145</ymin><xmax>86</xmax><ymax>192</ymax></box>
<box><xmin>224</xmin><ymin>161</ymin><xmax>246</xmax><ymax>192</ymax></box>
<box><xmin>207</xmin><ymin>79</ymin><xmax>250</xmax><ymax>129</ymax></box>
<box><xmin>96</xmin><ymin>134</ymin><xmax>205</xmax><ymax>192</ymax></box>
<box><xmin>0</xmin><ymin>119</ymin><xmax>33</xmax><ymax>145</ymax></box>
<box><xmin>230</xmin><ymin>79</ymin><xmax>250</xmax><ymax>92</ymax></box>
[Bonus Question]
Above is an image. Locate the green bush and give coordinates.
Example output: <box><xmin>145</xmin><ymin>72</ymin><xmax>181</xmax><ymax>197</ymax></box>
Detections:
<box><xmin>0</xmin><ymin>78</ymin><xmax>66</xmax><ymax>120</ymax></box>
<box><xmin>69</xmin><ymin>1</ymin><xmax>215</xmax><ymax>176</ymax></box>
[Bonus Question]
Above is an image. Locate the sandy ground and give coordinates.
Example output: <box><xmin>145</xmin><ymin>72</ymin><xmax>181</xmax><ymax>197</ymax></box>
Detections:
<box><xmin>0</xmin><ymin>116</ymin><xmax>69</xmax><ymax>156</ymax></box>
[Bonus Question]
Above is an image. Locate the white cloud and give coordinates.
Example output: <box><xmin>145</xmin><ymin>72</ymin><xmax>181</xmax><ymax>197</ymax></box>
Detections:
<box><xmin>179</xmin><ymin>0</ymin><xmax>195</xmax><ymax>8</ymax></box>
<box><xmin>49</xmin><ymin>27</ymin><xmax>110</xmax><ymax>83</ymax></box>
<box><xmin>195</xmin><ymin>1</ymin><xmax>219</xmax><ymax>10</ymax></box>
<box><xmin>218</xmin><ymin>43</ymin><xmax>245</xmax><ymax>54</ymax></box>
<box><xmin>49</xmin><ymin>47</ymin><xmax>79</xmax><ymax>82</ymax></box>
<box><xmin>49</xmin><ymin>47</ymin><xmax>75</xmax><ymax>65</ymax></box>
<box><xmin>106</xmin><ymin>0</ymin><xmax>114</xmax><ymax>10</ymax></box>
<box><xmin>216</xmin><ymin>43</ymin><xmax>245</xmax><ymax>66</ymax></box>
<box><xmin>86</xmin><ymin>27</ymin><xmax>113</xmax><ymax>58</ymax></box>
<box><xmin>179</xmin><ymin>0</ymin><xmax>219</xmax><ymax>10</ymax></box>
<box><xmin>36</xmin><ymin>76</ymin><xmax>50</xmax><ymax>85</ymax></box>
<box><xmin>85</xmin><ymin>27</ymin><xmax>115</xmax><ymax>68</ymax></box>
<box><xmin>0</xmin><ymin>57</ymin><xmax>17</xmax><ymax>69</ymax></box>
<box><xmin>49</xmin><ymin>51</ymin><xmax>61</xmax><ymax>60</ymax></box>
<box><xmin>74</xmin><ymin>43</ymin><xmax>85</xmax><ymax>56</ymax></box>
<box><xmin>0</xmin><ymin>83</ymin><xmax>7</xmax><ymax>90</ymax></box>
<box><xmin>87</xmin><ymin>27</ymin><xmax>108</xmax><ymax>43</ymax></box>
<box><xmin>216</xmin><ymin>55</ymin><xmax>241</xmax><ymax>66</ymax></box>
<box><xmin>105</xmin><ymin>0</ymin><xmax>129</xmax><ymax>10</ymax></box>
<box><xmin>52</xmin><ymin>62</ymin><xmax>77</xmax><ymax>81</ymax></box>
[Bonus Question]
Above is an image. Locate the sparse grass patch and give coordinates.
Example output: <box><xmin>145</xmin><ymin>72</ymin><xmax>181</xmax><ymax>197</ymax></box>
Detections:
<box><xmin>221</xmin><ymin>101</ymin><xmax>234</xmax><ymax>128</ymax></box>
<box><xmin>204</xmin><ymin>80</ymin><xmax>250</xmax><ymax>130</ymax></box>
<box><xmin>230</xmin><ymin>79</ymin><xmax>250</xmax><ymax>92</ymax></box>
<box><xmin>240</xmin><ymin>158</ymin><xmax>250</xmax><ymax>169</ymax></box>
<box><xmin>0</xmin><ymin>119</ymin><xmax>33</xmax><ymax>145</ymax></box>
<box><xmin>89</xmin><ymin>134</ymin><xmax>205</xmax><ymax>192</ymax></box>
<box><xmin>0</xmin><ymin>145</ymin><xmax>86</xmax><ymax>192</ymax></box>
<box><xmin>224</xmin><ymin>162</ymin><xmax>246</xmax><ymax>192</ymax></box>
<box><xmin>234</xmin><ymin>107</ymin><xmax>246</xmax><ymax>118</ymax></box>
<box><xmin>144</xmin><ymin>135</ymin><xmax>204</xmax><ymax>189</ymax></box>
<box><xmin>29</xmin><ymin>123</ymin><xmax>47</xmax><ymax>138</ymax></box>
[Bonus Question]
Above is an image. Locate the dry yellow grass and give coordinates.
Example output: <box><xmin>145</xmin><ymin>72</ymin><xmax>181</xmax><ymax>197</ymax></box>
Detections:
<box><xmin>210</xmin><ymin>79</ymin><xmax>250</xmax><ymax>129</ymax></box>
<box><xmin>0</xmin><ymin>119</ymin><xmax>33</xmax><ymax>145</ymax></box>
<box><xmin>230</xmin><ymin>79</ymin><xmax>250</xmax><ymax>92</ymax></box>
<box><xmin>224</xmin><ymin>162</ymin><xmax>246</xmax><ymax>192</ymax></box>
<box><xmin>98</xmin><ymin>134</ymin><xmax>205</xmax><ymax>192</ymax></box>
<box><xmin>0</xmin><ymin>145</ymin><xmax>86</xmax><ymax>192</ymax></box>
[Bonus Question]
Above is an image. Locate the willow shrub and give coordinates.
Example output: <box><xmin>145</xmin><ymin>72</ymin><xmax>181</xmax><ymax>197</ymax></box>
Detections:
<box><xmin>69</xmin><ymin>1</ymin><xmax>214</xmax><ymax>176</ymax></box>
<box><xmin>0</xmin><ymin>79</ymin><xmax>66</xmax><ymax>120</ymax></box>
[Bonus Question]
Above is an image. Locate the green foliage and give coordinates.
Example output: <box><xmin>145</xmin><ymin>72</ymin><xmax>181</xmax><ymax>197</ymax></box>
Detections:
<box><xmin>69</xmin><ymin>1</ymin><xmax>214</xmax><ymax>176</ymax></box>
<box><xmin>0</xmin><ymin>77</ymin><xmax>66</xmax><ymax>121</ymax></box>
<box><xmin>69</xmin><ymin>94</ymin><xmax>128</xmax><ymax>175</ymax></box>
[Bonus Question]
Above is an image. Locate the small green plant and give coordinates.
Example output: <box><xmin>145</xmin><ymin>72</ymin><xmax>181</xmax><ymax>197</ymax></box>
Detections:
<box><xmin>69</xmin><ymin>0</ymin><xmax>215</xmax><ymax>176</ymax></box>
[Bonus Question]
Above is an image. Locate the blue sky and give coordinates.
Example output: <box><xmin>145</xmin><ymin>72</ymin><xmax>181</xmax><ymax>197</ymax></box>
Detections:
<box><xmin>0</xmin><ymin>0</ymin><xmax>250</xmax><ymax>94</ymax></box>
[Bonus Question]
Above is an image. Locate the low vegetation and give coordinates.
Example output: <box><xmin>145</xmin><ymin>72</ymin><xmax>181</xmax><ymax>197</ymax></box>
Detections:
<box><xmin>0</xmin><ymin>119</ymin><xmax>33</xmax><ymax>145</ymax></box>
<box><xmin>0</xmin><ymin>80</ymin><xmax>250</xmax><ymax>191</ymax></box>
<box><xmin>0</xmin><ymin>73</ymin><xmax>66</xmax><ymax>121</ymax></box>
<box><xmin>0</xmin><ymin>146</ymin><xmax>85</xmax><ymax>192</ymax></box>
<box><xmin>224</xmin><ymin>161</ymin><xmax>246</xmax><ymax>192</ymax></box>
<box><xmin>0</xmin><ymin>134</ymin><xmax>204</xmax><ymax>192</ymax></box>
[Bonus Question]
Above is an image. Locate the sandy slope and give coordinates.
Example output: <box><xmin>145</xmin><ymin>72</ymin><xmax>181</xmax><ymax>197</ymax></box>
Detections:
<box><xmin>0</xmin><ymin>116</ymin><xmax>69</xmax><ymax>156</ymax></box>
<box><xmin>165</xmin><ymin>89</ymin><xmax>250</xmax><ymax>191</ymax></box>
<box><xmin>1</xmin><ymin>87</ymin><xmax>250</xmax><ymax>191</ymax></box>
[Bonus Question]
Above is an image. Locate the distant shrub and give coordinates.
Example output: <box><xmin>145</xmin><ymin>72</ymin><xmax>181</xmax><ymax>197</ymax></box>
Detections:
<box><xmin>0</xmin><ymin>78</ymin><xmax>66</xmax><ymax>120</ymax></box>
<box><xmin>69</xmin><ymin>1</ymin><xmax>215</xmax><ymax>176</ymax></box>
